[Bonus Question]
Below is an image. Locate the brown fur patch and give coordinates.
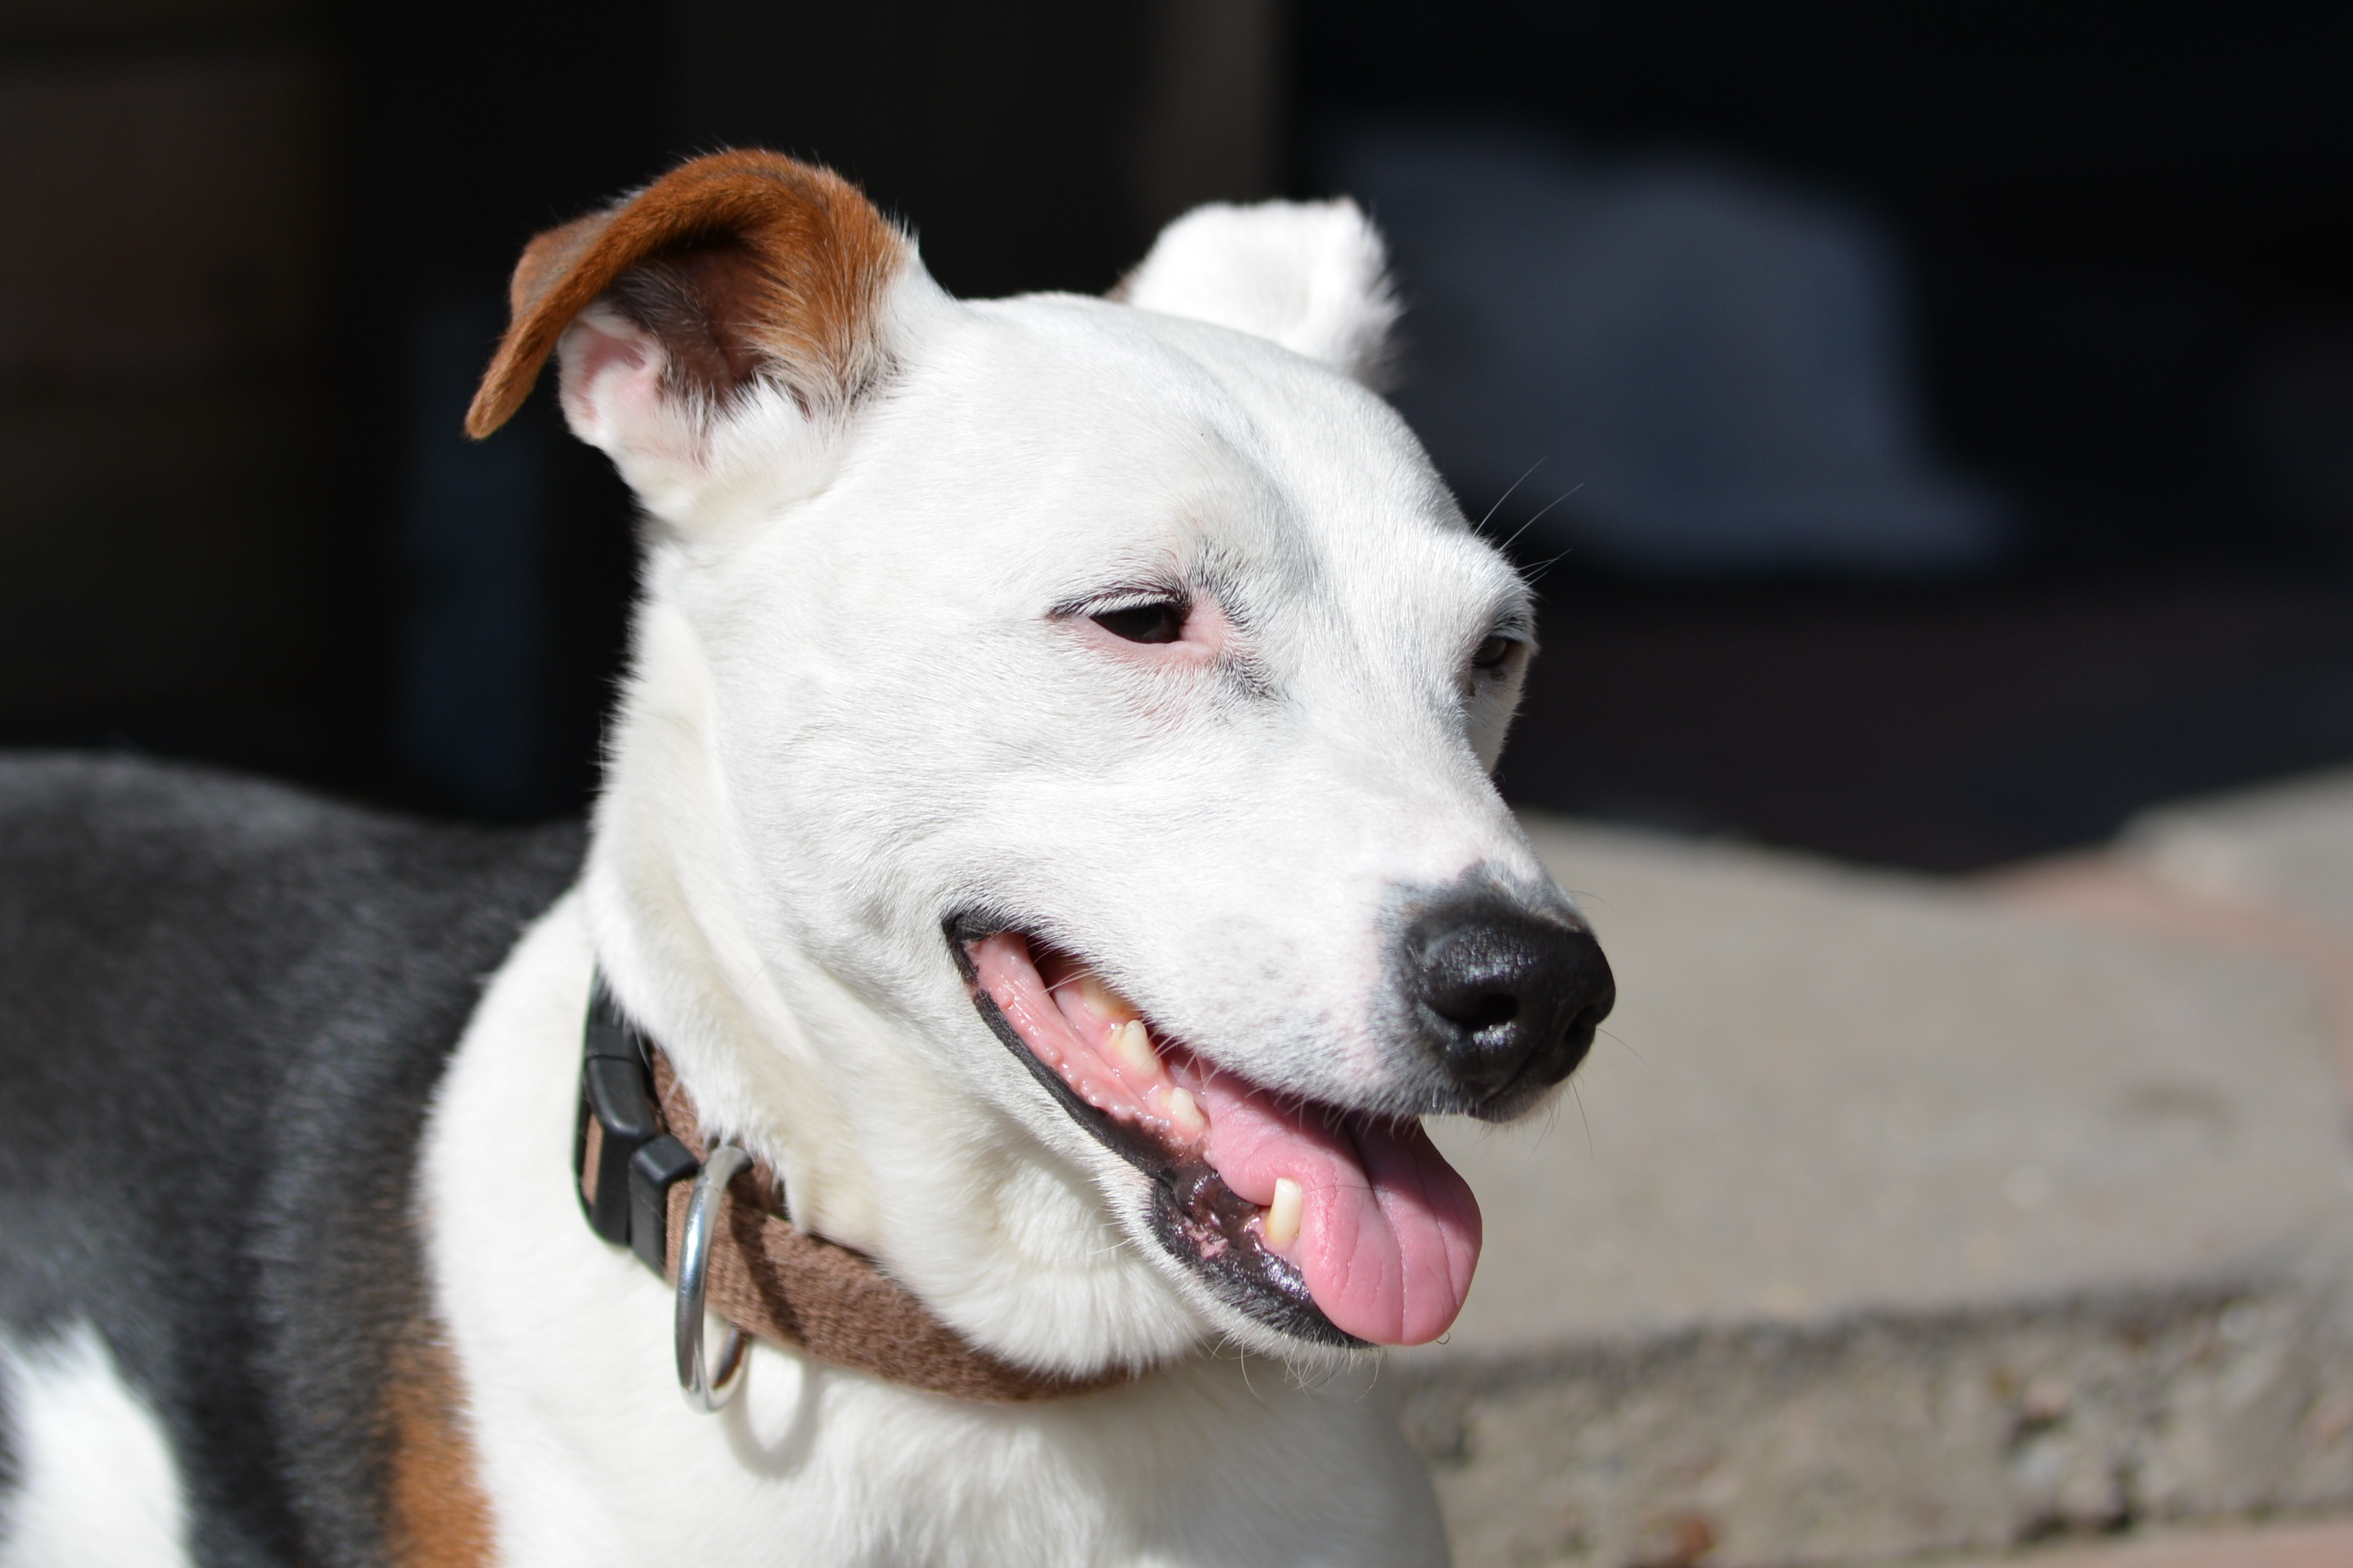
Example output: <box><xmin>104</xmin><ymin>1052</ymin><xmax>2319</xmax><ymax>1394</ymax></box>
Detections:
<box><xmin>381</xmin><ymin>1320</ymin><xmax>495</xmax><ymax>1567</ymax></box>
<box><xmin>464</xmin><ymin>149</ymin><xmax>908</xmax><ymax>438</ymax></box>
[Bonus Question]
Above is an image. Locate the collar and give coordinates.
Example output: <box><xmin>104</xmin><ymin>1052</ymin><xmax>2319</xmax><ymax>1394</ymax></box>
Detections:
<box><xmin>573</xmin><ymin>972</ymin><xmax>1129</xmax><ymax>1402</ymax></box>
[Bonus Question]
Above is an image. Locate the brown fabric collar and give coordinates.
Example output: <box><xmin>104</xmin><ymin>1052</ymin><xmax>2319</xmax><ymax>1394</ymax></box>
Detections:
<box><xmin>574</xmin><ymin>975</ymin><xmax>1129</xmax><ymax>1403</ymax></box>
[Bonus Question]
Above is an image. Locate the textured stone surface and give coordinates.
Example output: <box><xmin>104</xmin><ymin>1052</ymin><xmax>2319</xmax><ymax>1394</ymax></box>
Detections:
<box><xmin>1396</xmin><ymin>810</ymin><xmax>2353</xmax><ymax>1567</ymax></box>
<box><xmin>1397</xmin><ymin>1275</ymin><xmax>2353</xmax><ymax>1568</ymax></box>
<box><xmin>1929</xmin><ymin>1515</ymin><xmax>2353</xmax><ymax>1568</ymax></box>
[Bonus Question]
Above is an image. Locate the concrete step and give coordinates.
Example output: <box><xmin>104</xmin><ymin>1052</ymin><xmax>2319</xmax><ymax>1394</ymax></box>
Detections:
<box><xmin>1925</xmin><ymin>1516</ymin><xmax>2353</xmax><ymax>1568</ymax></box>
<box><xmin>1398</xmin><ymin>801</ymin><xmax>2353</xmax><ymax>1567</ymax></box>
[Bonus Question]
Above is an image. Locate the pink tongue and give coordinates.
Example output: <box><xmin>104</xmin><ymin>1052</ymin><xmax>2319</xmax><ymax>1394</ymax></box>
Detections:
<box><xmin>1187</xmin><ymin>1071</ymin><xmax>1481</xmax><ymax>1346</ymax></box>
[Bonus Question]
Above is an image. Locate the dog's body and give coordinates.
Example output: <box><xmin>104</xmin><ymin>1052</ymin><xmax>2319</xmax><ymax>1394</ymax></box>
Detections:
<box><xmin>0</xmin><ymin>758</ymin><xmax>582</xmax><ymax>1566</ymax></box>
<box><xmin>0</xmin><ymin>154</ymin><xmax>1610</xmax><ymax>1566</ymax></box>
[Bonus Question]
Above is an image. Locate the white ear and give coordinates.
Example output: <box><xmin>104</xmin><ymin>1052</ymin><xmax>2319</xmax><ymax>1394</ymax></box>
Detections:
<box><xmin>1117</xmin><ymin>200</ymin><xmax>1401</xmax><ymax>388</ymax></box>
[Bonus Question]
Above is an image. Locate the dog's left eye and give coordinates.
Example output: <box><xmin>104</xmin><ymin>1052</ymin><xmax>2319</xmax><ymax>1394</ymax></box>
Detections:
<box><xmin>1093</xmin><ymin>601</ymin><xmax>1188</xmax><ymax>645</ymax></box>
<box><xmin>1471</xmin><ymin>634</ymin><xmax>1520</xmax><ymax>671</ymax></box>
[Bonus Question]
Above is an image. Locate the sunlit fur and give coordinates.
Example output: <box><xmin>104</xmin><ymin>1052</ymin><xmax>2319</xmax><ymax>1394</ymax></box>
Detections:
<box><xmin>0</xmin><ymin>1324</ymin><xmax>191</xmax><ymax>1567</ymax></box>
<box><xmin>425</xmin><ymin>200</ymin><xmax>1574</xmax><ymax>1564</ymax></box>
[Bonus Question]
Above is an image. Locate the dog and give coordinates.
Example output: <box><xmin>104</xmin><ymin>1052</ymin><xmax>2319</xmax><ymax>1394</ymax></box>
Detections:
<box><xmin>0</xmin><ymin>151</ymin><xmax>1613</xmax><ymax>1567</ymax></box>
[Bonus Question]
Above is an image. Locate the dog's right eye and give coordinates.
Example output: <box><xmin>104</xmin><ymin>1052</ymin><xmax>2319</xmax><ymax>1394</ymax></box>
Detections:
<box><xmin>1091</xmin><ymin>601</ymin><xmax>1188</xmax><ymax>645</ymax></box>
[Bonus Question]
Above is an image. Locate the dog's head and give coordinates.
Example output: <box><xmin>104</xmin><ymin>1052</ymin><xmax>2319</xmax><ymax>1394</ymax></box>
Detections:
<box><xmin>471</xmin><ymin>153</ymin><xmax>1612</xmax><ymax>1372</ymax></box>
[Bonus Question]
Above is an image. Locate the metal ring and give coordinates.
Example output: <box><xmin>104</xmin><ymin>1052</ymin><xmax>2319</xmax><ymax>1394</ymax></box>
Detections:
<box><xmin>675</xmin><ymin>1142</ymin><xmax>750</xmax><ymax>1412</ymax></box>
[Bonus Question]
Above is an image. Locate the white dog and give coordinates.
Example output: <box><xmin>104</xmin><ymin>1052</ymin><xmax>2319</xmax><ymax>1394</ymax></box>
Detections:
<box><xmin>0</xmin><ymin>151</ymin><xmax>1610</xmax><ymax>1567</ymax></box>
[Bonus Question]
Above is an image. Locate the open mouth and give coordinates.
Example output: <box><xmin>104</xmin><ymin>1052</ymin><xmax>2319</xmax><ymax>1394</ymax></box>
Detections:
<box><xmin>955</xmin><ymin>926</ymin><xmax>1481</xmax><ymax>1348</ymax></box>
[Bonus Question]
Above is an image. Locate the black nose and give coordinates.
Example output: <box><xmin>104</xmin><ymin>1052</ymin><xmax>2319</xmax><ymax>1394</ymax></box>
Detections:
<box><xmin>1405</xmin><ymin>892</ymin><xmax>1615</xmax><ymax>1107</ymax></box>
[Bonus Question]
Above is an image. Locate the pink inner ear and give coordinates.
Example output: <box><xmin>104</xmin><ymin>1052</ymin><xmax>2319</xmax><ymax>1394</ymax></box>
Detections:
<box><xmin>555</xmin><ymin>311</ymin><xmax>670</xmax><ymax>451</ymax></box>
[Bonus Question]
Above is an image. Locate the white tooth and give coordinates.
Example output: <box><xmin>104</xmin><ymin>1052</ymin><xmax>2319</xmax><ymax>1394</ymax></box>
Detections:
<box><xmin>1112</xmin><ymin>1019</ymin><xmax>1160</xmax><ymax>1076</ymax></box>
<box><xmin>1078</xmin><ymin>971</ymin><xmax>1140</xmax><ymax>1024</ymax></box>
<box><xmin>1165</xmin><ymin>1086</ymin><xmax>1207</xmax><ymax>1140</ymax></box>
<box><xmin>1265</xmin><ymin>1177</ymin><xmax>1304</xmax><ymax>1250</ymax></box>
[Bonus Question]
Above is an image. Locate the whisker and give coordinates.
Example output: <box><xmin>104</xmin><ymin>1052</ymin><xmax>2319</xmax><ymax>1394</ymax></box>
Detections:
<box><xmin>1533</xmin><ymin>1098</ymin><xmax>1564</xmax><ymax>1143</ymax></box>
<box><xmin>1477</xmin><ymin>459</ymin><xmax>1547</xmax><ymax>535</ymax></box>
<box><xmin>1520</xmin><ymin>547</ymin><xmax>1576</xmax><ymax>585</ymax></box>
<box><xmin>1498</xmin><ymin>481</ymin><xmax>1581</xmax><ymax>552</ymax></box>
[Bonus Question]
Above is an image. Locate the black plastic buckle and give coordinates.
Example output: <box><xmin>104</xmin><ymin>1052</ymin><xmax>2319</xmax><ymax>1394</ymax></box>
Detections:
<box><xmin>575</xmin><ymin>972</ymin><xmax>702</xmax><ymax>1277</ymax></box>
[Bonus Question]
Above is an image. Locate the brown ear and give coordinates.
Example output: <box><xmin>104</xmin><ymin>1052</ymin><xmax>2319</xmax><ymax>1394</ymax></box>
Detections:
<box><xmin>464</xmin><ymin>151</ymin><xmax>909</xmax><ymax>440</ymax></box>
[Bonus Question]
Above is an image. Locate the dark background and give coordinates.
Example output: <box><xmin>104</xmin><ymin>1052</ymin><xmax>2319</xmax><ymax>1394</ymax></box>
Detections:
<box><xmin>4</xmin><ymin>0</ymin><xmax>2348</xmax><ymax>869</ymax></box>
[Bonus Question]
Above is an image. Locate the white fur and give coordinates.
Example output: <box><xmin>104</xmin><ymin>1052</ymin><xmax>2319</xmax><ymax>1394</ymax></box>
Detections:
<box><xmin>1119</xmin><ymin>200</ymin><xmax>1401</xmax><ymax>388</ymax></box>
<box><xmin>0</xmin><ymin>1324</ymin><xmax>192</xmax><ymax>1568</ymax></box>
<box><xmin>425</xmin><ymin>200</ymin><xmax>1563</xmax><ymax>1563</ymax></box>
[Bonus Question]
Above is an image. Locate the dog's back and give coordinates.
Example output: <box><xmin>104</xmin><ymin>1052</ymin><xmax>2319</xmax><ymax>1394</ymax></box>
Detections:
<box><xmin>0</xmin><ymin>756</ymin><xmax>578</xmax><ymax>1567</ymax></box>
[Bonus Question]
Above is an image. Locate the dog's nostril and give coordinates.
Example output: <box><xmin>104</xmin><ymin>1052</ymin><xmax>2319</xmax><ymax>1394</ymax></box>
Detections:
<box><xmin>1435</xmin><ymin>991</ymin><xmax>1519</xmax><ymax>1032</ymax></box>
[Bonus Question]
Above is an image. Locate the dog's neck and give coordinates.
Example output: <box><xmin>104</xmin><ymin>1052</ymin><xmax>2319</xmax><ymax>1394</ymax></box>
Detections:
<box><xmin>580</xmin><ymin>556</ymin><xmax>877</xmax><ymax>1249</ymax></box>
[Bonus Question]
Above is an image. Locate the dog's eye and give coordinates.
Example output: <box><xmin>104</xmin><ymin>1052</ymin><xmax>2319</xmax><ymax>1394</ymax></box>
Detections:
<box><xmin>1471</xmin><ymin>634</ymin><xmax>1520</xmax><ymax>672</ymax></box>
<box><xmin>1093</xmin><ymin>601</ymin><xmax>1188</xmax><ymax>645</ymax></box>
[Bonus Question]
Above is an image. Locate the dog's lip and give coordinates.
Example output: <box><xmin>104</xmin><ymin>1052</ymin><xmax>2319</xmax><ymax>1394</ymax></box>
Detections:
<box><xmin>951</xmin><ymin>923</ymin><xmax>1481</xmax><ymax>1349</ymax></box>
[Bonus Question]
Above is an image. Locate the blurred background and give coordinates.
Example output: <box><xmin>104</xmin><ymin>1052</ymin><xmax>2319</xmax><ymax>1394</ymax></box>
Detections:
<box><xmin>4</xmin><ymin>0</ymin><xmax>2348</xmax><ymax>870</ymax></box>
